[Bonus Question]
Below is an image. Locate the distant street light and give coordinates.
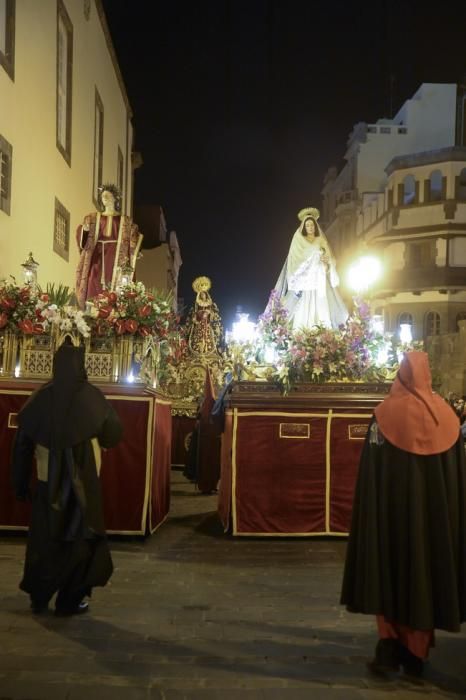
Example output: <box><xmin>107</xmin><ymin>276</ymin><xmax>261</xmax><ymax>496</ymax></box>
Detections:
<box><xmin>346</xmin><ymin>255</ymin><xmax>382</xmax><ymax>294</ymax></box>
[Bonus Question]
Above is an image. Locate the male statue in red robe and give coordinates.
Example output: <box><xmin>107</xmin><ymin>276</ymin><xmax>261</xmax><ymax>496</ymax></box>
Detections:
<box><xmin>75</xmin><ymin>184</ymin><xmax>143</xmax><ymax>308</ymax></box>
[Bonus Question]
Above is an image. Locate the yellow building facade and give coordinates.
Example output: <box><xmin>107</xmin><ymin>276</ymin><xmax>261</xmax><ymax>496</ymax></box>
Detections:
<box><xmin>0</xmin><ymin>0</ymin><xmax>133</xmax><ymax>289</ymax></box>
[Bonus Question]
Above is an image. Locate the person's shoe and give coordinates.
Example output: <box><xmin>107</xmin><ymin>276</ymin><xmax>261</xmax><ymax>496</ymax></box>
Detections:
<box><xmin>366</xmin><ymin>639</ymin><xmax>401</xmax><ymax>674</ymax></box>
<box><xmin>55</xmin><ymin>601</ymin><xmax>89</xmax><ymax>617</ymax></box>
<box><xmin>399</xmin><ymin>644</ymin><xmax>424</xmax><ymax>679</ymax></box>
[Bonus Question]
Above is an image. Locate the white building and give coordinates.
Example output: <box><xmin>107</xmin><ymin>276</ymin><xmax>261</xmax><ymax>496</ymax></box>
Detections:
<box><xmin>0</xmin><ymin>0</ymin><xmax>135</xmax><ymax>289</ymax></box>
<box><xmin>322</xmin><ymin>83</ymin><xmax>463</xmax><ymax>267</ymax></box>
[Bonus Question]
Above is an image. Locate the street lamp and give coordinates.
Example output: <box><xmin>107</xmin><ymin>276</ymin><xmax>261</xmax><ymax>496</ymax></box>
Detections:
<box><xmin>346</xmin><ymin>255</ymin><xmax>382</xmax><ymax>294</ymax></box>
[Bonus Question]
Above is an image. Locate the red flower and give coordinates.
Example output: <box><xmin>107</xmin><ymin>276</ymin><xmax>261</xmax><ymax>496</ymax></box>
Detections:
<box><xmin>107</xmin><ymin>292</ymin><xmax>117</xmax><ymax>304</ymax></box>
<box><xmin>0</xmin><ymin>312</ymin><xmax>7</xmax><ymax>329</ymax></box>
<box><xmin>18</xmin><ymin>319</ymin><xmax>34</xmax><ymax>334</ymax></box>
<box><xmin>137</xmin><ymin>304</ymin><xmax>151</xmax><ymax>318</ymax></box>
<box><xmin>39</xmin><ymin>293</ymin><xmax>49</xmax><ymax>302</ymax></box>
<box><xmin>32</xmin><ymin>323</ymin><xmax>44</xmax><ymax>334</ymax></box>
<box><xmin>98</xmin><ymin>305</ymin><xmax>112</xmax><ymax>319</ymax></box>
<box><xmin>138</xmin><ymin>325</ymin><xmax>150</xmax><ymax>336</ymax></box>
<box><xmin>146</xmin><ymin>294</ymin><xmax>154</xmax><ymax>301</ymax></box>
<box><xmin>35</xmin><ymin>308</ymin><xmax>43</xmax><ymax>319</ymax></box>
<box><xmin>0</xmin><ymin>297</ymin><xmax>16</xmax><ymax>310</ymax></box>
<box><xmin>114</xmin><ymin>319</ymin><xmax>126</xmax><ymax>335</ymax></box>
<box><xmin>124</xmin><ymin>319</ymin><xmax>138</xmax><ymax>333</ymax></box>
<box><xmin>125</xmin><ymin>291</ymin><xmax>137</xmax><ymax>299</ymax></box>
<box><xmin>19</xmin><ymin>288</ymin><xmax>30</xmax><ymax>302</ymax></box>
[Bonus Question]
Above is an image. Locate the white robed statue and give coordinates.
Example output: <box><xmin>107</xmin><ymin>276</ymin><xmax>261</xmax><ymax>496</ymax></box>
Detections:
<box><xmin>271</xmin><ymin>207</ymin><xmax>348</xmax><ymax>329</ymax></box>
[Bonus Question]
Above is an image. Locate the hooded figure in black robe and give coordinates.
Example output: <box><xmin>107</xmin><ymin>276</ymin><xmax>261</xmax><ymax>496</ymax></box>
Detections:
<box><xmin>11</xmin><ymin>344</ymin><xmax>122</xmax><ymax>615</ymax></box>
<box><xmin>341</xmin><ymin>351</ymin><xmax>466</xmax><ymax>678</ymax></box>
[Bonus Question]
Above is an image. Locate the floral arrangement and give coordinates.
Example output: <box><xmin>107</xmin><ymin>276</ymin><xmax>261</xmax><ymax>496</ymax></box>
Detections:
<box><xmin>0</xmin><ymin>280</ymin><xmax>91</xmax><ymax>338</ymax></box>
<box><xmin>225</xmin><ymin>293</ymin><xmax>422</xmax><ymax>393</ymax></box>
<box><xmin>86</xmin><ymin>282</ymin><xmax>173</xmax><ymax>338</ymax></box>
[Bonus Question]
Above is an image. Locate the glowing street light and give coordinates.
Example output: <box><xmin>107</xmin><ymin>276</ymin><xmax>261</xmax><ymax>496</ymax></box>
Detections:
<box><xmin>230</xmin><ymin>313</ymin><xmax>256</xmax><ymax>344</ymax></box>
<box><xmin>346</xmin><ymin>255</ymin><xmax>382</xmax><ymax>294</ymax></box>
<box><xmin>399</xmin><ymin>323</ymin><xmax>413</xmax><ymax>344</ymax></box>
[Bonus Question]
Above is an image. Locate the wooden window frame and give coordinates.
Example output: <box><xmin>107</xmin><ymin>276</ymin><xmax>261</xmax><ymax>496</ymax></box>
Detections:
<box><xmin>0</xmin><ymin>133</ymin><xmax>12</xmax><ymax>215</ymax></box>
<box><xmin>0</xmin><ymin>0</ymin><xmax>15</xmax><ymax>80</ymax></box>
<box><xmin>92</xmin><ymin>88</ymin><xmax>104</xmax><ymax>208</ymax></box>
<box><xmin>56</xmin><ymin>0</ymin><xmax>73</xmax><ymax>165</ymax></box>
<box><xmin>53</xmin><ymin>197</ymin><xmax>70</xmax><ymax>261</ymax></box>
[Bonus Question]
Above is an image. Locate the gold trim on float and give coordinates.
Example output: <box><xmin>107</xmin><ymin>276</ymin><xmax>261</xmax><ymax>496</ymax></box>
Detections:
<box><xmin>107</xmin><ymin>528</ymin><xmax>144</xmax><ymax>535</ymax></box>
<box><xmin>155</xmin><ymin>398</ymin><xmax>172</xmax><ymax>406</ymax></box>
<box><xmin>8</xmin><ymin>412</ymin><xmax>18</xmax><ymax>428</ymax></box>
<box><xmin>325</xmin><ymin>409</ymin><xmax>333</xmax><ymax>533</ymax></box>
<box><xmin>279</xmin><ymin>423</ymin><xmax>310</xmax><ymax>439</ymax></box>
<box><xmin>232</xmin><ymin>530</ymin><xmax>349</xmax><ymax>537</ymax></box>
<box><xmin>348</xmin><ymin>424</ymin><xmax>370</xmax><ymax>440</ymax></box>
<box><xmin>141</xmin><ymin>395</ymin><xmax>155</xmax><ymax>534</ymax></box>
<box><xmin>237</xmin><ymin>411</ymin><xmax>328</xmax><ymax>418</ymax></box>
<box><xmin>0</xmin><ymin>525</ymin><xmax>28</xmax><ymax>532</ymax></box>
<box><xmin>232</xmin><ymin>408</ymin><xmax>239</xmax><ymax>535</ymax></box>
<box><xmin>149</xmin><ymin>511</ymin><xmax>168</xmax><ymax>535</ymax></box>
<box><xmin>0</xmin><ymin>389</ymin><xmax>33</xmax><ymax>395</ymax></box>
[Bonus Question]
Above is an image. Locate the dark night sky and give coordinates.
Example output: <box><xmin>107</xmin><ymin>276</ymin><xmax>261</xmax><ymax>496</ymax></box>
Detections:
<box><xmin>102</xmin><ymin>0</ymin><xmax>466</xmax><ymax>328</ymax></box>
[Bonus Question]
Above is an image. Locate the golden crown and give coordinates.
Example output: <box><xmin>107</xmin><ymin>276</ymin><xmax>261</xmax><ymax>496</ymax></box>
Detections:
<box><xmin>298</xmin><ymin>207</ymin><xmax>320</xmax><ymax>222</ymax></box>
<box><xmin>192</xmin><ymin>276</ymin><xmax>211</xmax><ymax>293</ymax></box>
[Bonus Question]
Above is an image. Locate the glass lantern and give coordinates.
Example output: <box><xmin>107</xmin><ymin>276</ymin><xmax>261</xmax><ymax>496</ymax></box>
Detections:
<box><xmin>21</xmin><ymin>252</ymin><xmax>39</xmax><ymax>289</ymax></box>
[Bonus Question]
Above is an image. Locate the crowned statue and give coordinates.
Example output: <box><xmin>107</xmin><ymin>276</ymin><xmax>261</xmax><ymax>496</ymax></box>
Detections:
<box><xmin>269</xmin><ymin>206</ymin><xmax>348</xmax><ymax>329</ymax></box>
<box><xmin>75</xmin><ymin>183</ymin><xmax>143</xmax><ymax>308</ymax></box>
<box><xmin>186</xmin><ymin>276</ymin><xmax>223</xmax><ymax>357</ymax></box>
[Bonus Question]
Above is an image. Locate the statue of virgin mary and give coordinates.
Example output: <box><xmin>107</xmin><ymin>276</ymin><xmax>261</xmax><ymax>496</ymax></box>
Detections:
<box><xmin>270</xmin><ymin>207</ymin><xmax>348</xmax><ymax>329</ymax></box>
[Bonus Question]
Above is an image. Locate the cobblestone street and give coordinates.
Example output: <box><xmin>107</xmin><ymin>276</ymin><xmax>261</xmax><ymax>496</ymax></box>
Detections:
<box><xmin>0</xmin><ymin>471</ymin><xmax>465</xmax><ymax>700</ymax></box>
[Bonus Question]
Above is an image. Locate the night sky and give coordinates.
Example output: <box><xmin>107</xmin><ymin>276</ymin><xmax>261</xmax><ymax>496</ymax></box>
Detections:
<box><xmin>102</xmin><ymin>0</ymin><xmax>466</xmax><ymax>328</ymax></box>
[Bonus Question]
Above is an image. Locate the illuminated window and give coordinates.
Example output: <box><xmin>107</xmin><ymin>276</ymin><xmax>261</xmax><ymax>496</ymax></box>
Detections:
<box><xmin>0</xmin><ymin>0</ymin><xmax>15</xmax><ymax>80</ymax></box>
<box><xmin>424</xmin><ymin>311</ymin><xmax>440</xmax><ymax>337</ymax></box>
<box><xmin>93</xmin><ymin>88</ymin><xmax>104</xmax><ymax>206</ymax></box>
<box><xmin>56</xmin><ymin>0</ymin><xmax>73</xmax><ymax>164</ymax></box>
<box><xmin>53</xmin><ymin>198</ymin><xmax>70</xmax><ymax>261</ymax></box>
<box><xmin>0</xmin><ymin>133</ymin><xmax>12</xmax><ymax>215</ymax></box>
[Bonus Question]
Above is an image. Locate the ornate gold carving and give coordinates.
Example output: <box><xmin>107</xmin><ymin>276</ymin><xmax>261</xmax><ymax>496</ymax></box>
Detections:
<box><xmin>348</xmin><ymin>424</ymin><xmax>369</xmax><ymax>440</ymax></box>
<box><xmin>279</xmin><ymin>423</ymin><xmax>310</xmax><ymax>439</ymax></box>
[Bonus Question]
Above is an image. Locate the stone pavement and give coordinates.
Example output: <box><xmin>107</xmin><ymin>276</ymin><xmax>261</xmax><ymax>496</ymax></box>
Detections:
<box><xmin>0</xmin><ymin>471</ymin><xmax>465</xmax><ymax>700</ymax></box>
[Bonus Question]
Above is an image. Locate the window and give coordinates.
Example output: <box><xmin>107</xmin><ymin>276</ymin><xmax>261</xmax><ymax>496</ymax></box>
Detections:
<box><xmin>367</xmin><ymin>126</ymin><xmax>377</xmax><ymax>134</ymax></box>
<box><xmin>0</xmin><ymin>0</ymin><xmax>14</xmax><ymax>80</ymax></box>
<box><xmin>424</xmin><ymin>311</ymin><xmax>440</xmax><ymax>337</ymax></box>
<box><xmin>456</xmin><ymin>312</ymin><xmax>466</xmax><ymax>330</ymax></box>
<box><xmin>380</xmin><ymin>126</ymin><xmax>391</xmax><ymax>134</ymax></box>
<box><xmin>93</xmin><ymin>88</ymin><xmax>104</xmax><ymax>206</ymax></box>
<box><xmin>403</xmin><ymin>175</ymin><xmax>416</xmax><ymax>205</ymax></box>
<box><xmin>56</xmin><ymin>0</ymin><xmax>73</xmax><ymax>164</ymax></box>
<box><xmin>457</xmin><ymin>168</ymin><xmax>466</xmax><ymax>201</ymax></box>
<box><xmin>0</xmin><ymin>134</ymin><xmax>12</xmax><ymax>215</ymax></box>
<box><xmin>53</xmin><ymin>198</ymin><xmax>70</xmax><ymax>261</ymax></box>
<box><xmin>398</xmin><ymin>312</ymin><xmax>413</xmax><ymax>325</ymax></box>
<box><xmin>408</xmin><ymin>240</ymin><xmax>435</xmax><ymax>267</ymax></box>
<box><xmin>428</xmin><ymin>170</ymin><xmax>443</xmax><ymax>202</ymax></box>
<box><xmin>398</xmin><ymin>127</ymin><xmax>407</xmax><ymax>134</ymax></box>
<box><xmin>117</xmin><ymin>146</ymin><xmax>124</xmax><ymax>205</ymax></box>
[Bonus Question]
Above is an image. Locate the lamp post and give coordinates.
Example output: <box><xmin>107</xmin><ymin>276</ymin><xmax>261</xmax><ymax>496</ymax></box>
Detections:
<box><xmin>21</xmin><ymin>252</ymin><xmax>39</xmax><ymax>289</ymax></box>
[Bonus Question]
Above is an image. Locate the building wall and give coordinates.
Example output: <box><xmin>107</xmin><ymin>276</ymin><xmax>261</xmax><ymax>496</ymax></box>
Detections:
<box><xmin>0</xmin><ymin>0</ymin><xmax>133</xmax><ymax>290</ymax></box>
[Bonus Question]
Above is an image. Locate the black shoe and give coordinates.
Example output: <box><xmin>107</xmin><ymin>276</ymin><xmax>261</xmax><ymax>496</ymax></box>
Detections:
<box><xmin>367</xmin><ymin>639</ymin><xmax>401</xmax><ymax>674</ymax></box>
<box><xmin>55</xmin><ymin>601</ymin><xmax>89</xmax><ymax>617</ymax></box>
<box><xmin>399</xmin><ymin>644</ymin><xmax>424</xmax><ymax>678</ymax></box>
